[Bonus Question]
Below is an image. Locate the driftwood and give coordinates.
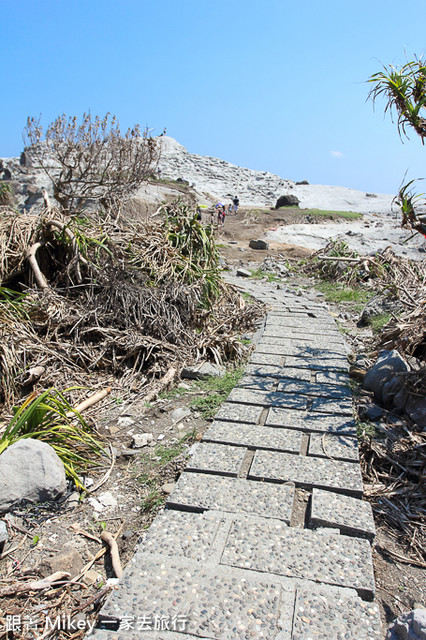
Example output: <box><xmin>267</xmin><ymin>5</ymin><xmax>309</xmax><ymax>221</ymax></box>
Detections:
<box><xmin>142</xmin><ymin>366</ymin><xmax>177</xmax><ymax>406</ymax></box>
<box><xmin>27</xmin><ymin>241</ymin><xmax>49</xmax><ymax>290</ymax></box>
<box><xmin>0</xmin><ymin>571</ymin><xmax>71</xmax><ymax>597</ymax></box>
<box><xmin>73</xmin><ymin>387</ymin><xmax>112</xmax><ymax>415</ymax></box>
<box><xmin>100</xmin><ymin>531</ymin><xmax>123</xmax><ymax>578</ymax></box>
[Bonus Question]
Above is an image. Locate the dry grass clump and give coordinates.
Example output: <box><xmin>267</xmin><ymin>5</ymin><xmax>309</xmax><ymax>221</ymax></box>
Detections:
<box><xmin>0</xmin><ymin>202</ymin><xmax>263</xmax><ymax>411</ymax></box>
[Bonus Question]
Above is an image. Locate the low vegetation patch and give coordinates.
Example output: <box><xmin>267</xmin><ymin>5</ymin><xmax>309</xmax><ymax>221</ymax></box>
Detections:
<box><xmin>190</xmin><ymin>368</ymin><xmax>245</xmax><ymax>419</ymax></box>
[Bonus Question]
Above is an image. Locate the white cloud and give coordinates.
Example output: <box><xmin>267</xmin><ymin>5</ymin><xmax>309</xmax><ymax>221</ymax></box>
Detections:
<box><xmin>330</xmin><ymin>150</ymin><xmax>344</xmax><ymax>158</ymax></box>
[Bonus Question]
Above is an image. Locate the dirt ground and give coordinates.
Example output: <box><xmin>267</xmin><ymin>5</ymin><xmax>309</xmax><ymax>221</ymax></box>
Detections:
<box><xmin>0</xmin><ymin>206</ymin><xmax>424</xmax><ymax>639</ymax></box>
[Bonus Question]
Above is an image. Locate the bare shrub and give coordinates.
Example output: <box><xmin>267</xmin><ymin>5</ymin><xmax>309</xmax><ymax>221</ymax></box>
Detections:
<box><xmin>25</xmin><ymin>113</ymin><xmax>159</xmax><ymax>213</ymax></box>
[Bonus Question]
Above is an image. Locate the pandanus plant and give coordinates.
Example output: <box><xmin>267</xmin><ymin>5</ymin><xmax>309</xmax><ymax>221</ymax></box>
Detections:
<box><xmin>0</xmin><ymin>388</ymin><xmax>105</xmax><ymax>489</ymax></box>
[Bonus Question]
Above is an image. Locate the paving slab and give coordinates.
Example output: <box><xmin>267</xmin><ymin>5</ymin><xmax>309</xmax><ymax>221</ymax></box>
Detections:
<box><xmin>249</xmin><ymin>353</ymin><xmax>285</xmax><ymax>366</ymax></box>
<box><xmin>214</xmin><ymin>402</ymin><xmax>263</xmax><ymax>424</ymax></box>
<box><xmin>228</xmin><ymin>388</ymin><xmax>307</xmax><ymax>410</ymax></box>
<box><xmin>141</xmin><ymin>510</ymin><xmax>223</xmax><ymax>561</ymax></box>
<box><xmin>221</xmin><ymin>517</ymin><xmax>375</xmax><ymax>599</ymax></box>
<box><xmin>204</xmin><ymin>420</ymin><xmax>302</xmax><ymax>453</ymax></box>
<box><xmin>99</xmin><ymin>556</ymin><xmax>286</xmax><ymax>640</ymax></box>
<box><xmin>245</xmin><ymin>364</ymin><xmax>312</xmax><ymax>381</ymax></box>
<box><xmin>310</xmin><ymin>396</ymin><xmax>353</xmax><ymax>415</ymax></box>
<box><xmin>167</xmin><ymin>472</ymin><xmax>295</xmax><ymax>522</ymax></box>
<box><xmin>263</xmin><ymin>327</ymin><xmax>344</xmax><ymax>343</ymax></box>
<box><xmin>310</xmin><ymin>488</ymin><xmax>376</xmax><ymax>541</ymax></box>
<box><xmin>308</xmin><ymin>433</ymin><xmax>359</xmax><ymax>462</ymax></box>
<box><xmin>92</xmin><ymin>630</ymin><xmax>207</xmax><ymax>640</ymax></box>
<box><xmin>255</xmin><ymin>342</ymin><xmax>308</xmax><ymax>356</ymax></box>
<box><xmin>284</xmin><ymin>355</ymin><xmax>348</xmax><ymax>372</ymax></box>
<box><xmin>266</xmin><ymin>407</ymin><xmax>357</xmax><ymax>435</ymax></box>
<box><xmin>249</xmin><ymin>450</ymin><xmax>363</xmax><ymax>496</ymax></box>
<box><xmin>258</xmin><ymin>337</ymin><xmax>348</xmax><ymax>358</ymax></box>
<box><xmin>315</xmin><ymin>370</ymin><xmax>349</xmax><ymax>385</ymax></box>
<box><xmin>186</xmin><ymin>442</ymin><xmax>247</xmax><ymax>477</ymax></box>
<box><xmin>292</xmin><ymin>587</ymin><xmax>382</xmax><ymax>639</ymax></box>
<box><xmin>277</xmin><ymin>379</ymin><xmax>351</xmax><ymax>399</ymax></box>
<box><xmin>238</xmin><ymin>375</ymin><xmax>276</xmax><ymax>391</ymax></box>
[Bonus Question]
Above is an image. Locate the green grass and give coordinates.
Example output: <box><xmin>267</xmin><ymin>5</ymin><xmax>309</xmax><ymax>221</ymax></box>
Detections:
<box><xmin>303</xmin><ymin>209</ymin><xmax>362</xmax><ymax>220</ymax></box>
<box><xmin>190</xmin><ymin>368</ymin><xmax>244</xmax><ymax>419</ymax></box>
<box><xmin>276</xmin><ymin>207</ymin><xmax>362</xmax><ymax>220</ymax></box>
<box><xmin>250</xmin><ymin>268</ymin><xmax>281</xmax><ymax>283</ymax></box>
<box><xmin>141</xmin><ymin>488</ymin><xmax>165</xmax><ymax>513</ymax></box>
<box><xmin>368</xmin><ymin>313</ymin><xmax>392</xmax><ymax>333</ymax></box>
<box><xmin>315</xmin><ymin>281</ymin><xmax>375</xmax><ymax>306</ymax></box>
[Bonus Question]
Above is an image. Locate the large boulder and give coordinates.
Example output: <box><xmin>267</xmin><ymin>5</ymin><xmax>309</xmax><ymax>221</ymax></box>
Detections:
<box><xmin>386</xmin><ymin>609</ymin><xmax>426</xmax><ymax>639</ymax></box>
<box><xmin>362</xmin><ymin>350</ymin><xmax>409</xmax><ymax>405</ymax></box>
<box><xmin>0</xmin><ymin>439</ymin><xmax>67</xmax><ymax>513</ymax></box>
<box><xmin>249</xmin><ymin>239</ymin><xmax>269</xmax><ymax>250</ymax></box>
<box><xmin>275</xmin><ymin>194</ymin><xmax>300</xmax><ymax>208</ymax></box>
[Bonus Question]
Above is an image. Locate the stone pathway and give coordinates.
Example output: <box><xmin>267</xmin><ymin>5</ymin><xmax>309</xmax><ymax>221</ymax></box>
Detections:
<box><xmin>92</xmin><ymin>279</ymin><xmax>382</xmax><ymax>640</ymax></box>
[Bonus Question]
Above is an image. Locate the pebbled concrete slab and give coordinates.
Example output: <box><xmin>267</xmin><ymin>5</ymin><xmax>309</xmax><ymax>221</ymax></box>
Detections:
<box><xmin>228</xmin><ymin>388</ymin><xmax>308</xmax><ymax>410</ymax></box>
<box><xmin>315</xmin><ymin>370</ymin><xmax>349</xmax><ymax>385</ymax></box>
<box><xmin>245</xmin><ymin>364</ymin><xmax>312</xmax><ymax>381</ymax></box>
<box><xmin>249</xmin><ymin>353</ymin><xmax>285</xmax><ymax>366</ymax></box>
<box><xmin>277</xmin><ymin>379</ymin><xmax>351</xmax><ymax>399</ymax></box>
<box><xmin>310</xmin><ymin>396</ymin><xmax>353</xmax><ymax>415</ymax></box>
<box><xmin>238</xmin><ymin>375</ymin><xmax>276</xmax><ymax>391</ymax></box>
<box><xmin>292</xmin><ymin>587</ymin><xmax>382</xmax><ymax>639</ymax></box>
<box><xmin>284</xmin><ymin>355</ymin><xmax>348</xmax><ymax>372</ymax></box>
<box><xmin>186</xmin><ymin>442</ymin><xmax>247</xmax><ymax>477</ymax></box>
<box><xmin>141</xmin><ymin>510</ymin><xmax>223</xmax><ymax>561</ymax></box>
<box><xmin>310</xmin><ymin>488</ymin><xmax>376</xmax><ymax>541</ymax></box>
<box><xmin>266</xmin><ymin>407</ymin><xmax>357</xmax><ymax>435</ymax></box>
<box><xmin>308</xmin><ymin>433</ymin><xmax>359</xmax><ymax>462</ymax></box>
<box><xmin>204</xmin><ymin>420</ymin><xmax>302</xmax><ymax>453</ymax></box>
<box><xmin>167</xmin><ymin>472</ymin><xmax>295</xmax><ymax>522</ymax></box>
<box><xmin>221</xmin><ymin>516</ymin><xmax>375</xmax><ymax>599</ymax></box>
<box><xmin>99</xmin><ymin>556</ymin><xmax>286</xmax><ymax>640</ymax></box>
<box><xmin>215</xmin><ymin>402</ymin><xmax>263</xmax><ymax>424</ymax></box>
<box><xmin>249</xmin><ymin>450</ymin><xmax>363</xmax><ymax>496</ymax></box>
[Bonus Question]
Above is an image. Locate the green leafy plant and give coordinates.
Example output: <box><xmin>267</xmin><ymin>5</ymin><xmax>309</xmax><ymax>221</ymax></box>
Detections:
<box><xmin>368</xmin><ymin>56</ymin><xmax>426</xmax><ymax>239</ymax></box>
<box><xmin>0</xmin><ymin>388</ymin><xmax>105</xmax><ymax>488</ymax></box>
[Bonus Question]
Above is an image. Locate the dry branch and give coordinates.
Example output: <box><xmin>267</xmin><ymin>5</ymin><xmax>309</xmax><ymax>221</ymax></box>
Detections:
<box><xmin>100</xmin><ymin>531</ymin><xmax>123</xmax><ymax>578</ymax></box>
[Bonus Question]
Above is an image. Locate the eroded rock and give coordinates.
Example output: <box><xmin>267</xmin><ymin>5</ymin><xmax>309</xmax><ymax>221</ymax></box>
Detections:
<box><xmin>0</xmin><ymin>439</ymin><xmax>67</xmax><ymax>513</ymax></box>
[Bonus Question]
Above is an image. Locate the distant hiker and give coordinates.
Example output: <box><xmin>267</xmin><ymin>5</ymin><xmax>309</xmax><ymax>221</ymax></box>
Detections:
<box><xmin>157</xmin><ymin>167</ymin><xmax>162</xmax><ymax>179</ymax></box>
<box><xmin>233</xmin><ymin>196</ymin><xmax>239</xmax><ymax>213</ymax></box>
<box><xmin>228</xmin><ymin>203</ymin><xmax>232</xmax><ymax>215</ymax></box>
<box><xmin>196</xmin><ymin>206</ymin><xmax>202</xmax><ymax>221</ymax></box>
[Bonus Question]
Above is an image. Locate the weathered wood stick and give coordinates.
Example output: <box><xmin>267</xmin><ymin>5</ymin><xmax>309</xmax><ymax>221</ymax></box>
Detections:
<box><xmin>100</xmin><ymin>531</ymin><xmax>123</xmax><ymax>578</ymax></box>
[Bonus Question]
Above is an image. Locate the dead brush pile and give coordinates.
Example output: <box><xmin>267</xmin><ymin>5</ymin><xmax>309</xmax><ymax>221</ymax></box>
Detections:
<box><xmin>303</xmin><ymin>240</ymin><xmax>426</xmax><ymax>559</ymax></box>
<box><xmin>0</xmin><ymin>201</ymin><xmax>263</xmax><ymax>411</ymax></box>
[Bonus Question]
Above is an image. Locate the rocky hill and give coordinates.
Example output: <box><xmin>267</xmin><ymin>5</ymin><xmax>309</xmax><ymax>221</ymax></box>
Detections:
<box><xmin>155</xmin><ymin>136</ymin><xmax>394</xmax><ymax>213</ymax></box>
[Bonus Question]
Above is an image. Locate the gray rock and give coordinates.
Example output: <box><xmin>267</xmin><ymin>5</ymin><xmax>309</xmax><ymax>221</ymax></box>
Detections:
<box><xmin>161</xmin><ymin>482</ymin><xmax>176</xmax><ymax>494</ymax></box>
<box><xmin>363</xmin><ymin>350</ymin><xmax>409</xmax><ymax>404</ymax></box>
<box><xmin>0</xmin><ymin>439</ymin><xmax>67</xmax><ymax>513</ymax></box>
<box><xmin>132</xmin><ymin>433</ymin><xmax>153</xmax><ymax>448</ymax></box>
<box><xmin>386</xmin><ymin>609</ymin><xmax>426</xmax><ymax>640</ymax></box>
<box><xmin>404</xmin><ymin>395</ymin><xmax>426</xmax><ymax>428</ymax></box>
<box><xmin>181</xmin><ymin>362</ymin><xmax>225</xmax><ymax>380</ymax></box>
<box><xmin>382</xmin><ymin>376</ymin><xmax>408</xmax><ymax>411</ymax></box>
<box><xmin>359</xmin><ymin>403</ymin><xmax>384</xmax><ymax>421</ymax></box>
<box><xmin>236</xmin><ymin>267</ymin><xmax>251</xmax><ymax>277</ymax></box>
<box><xmin>357</xmin><ymin>296</ymin><xmax>402</xmax><ymax>327</ymax></box>
<box><xmin>0</xmin><ymin>521</ymin><xmax>8</xmax><ymax>543</ymax></box>
<box><xmin>40</xmin><ymin>542</ymin><xmax>85</xmax><ymax>578</ymax></box>
<box><xmin>249</xmin><ymin>239</ymin><xmax>269</xmax><ymax>250</ymax></box>
<box><xmin>275</xmin><ymin>194</ymin><xmax>300</xmax><ymax>208</ymax></box>
<box><xmin>171</xmin><ymin>407</ymin><xmax>192</xmax><ymax>421</ymax></box>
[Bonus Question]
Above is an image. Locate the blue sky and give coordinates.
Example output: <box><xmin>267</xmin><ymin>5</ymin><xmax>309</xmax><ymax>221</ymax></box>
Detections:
<box><xmin>1</xmin><ymin>0</ymin><xmax>425</xmax><ymax>194</ymax></box>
